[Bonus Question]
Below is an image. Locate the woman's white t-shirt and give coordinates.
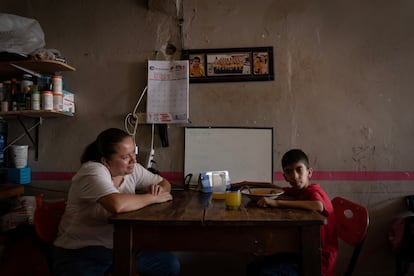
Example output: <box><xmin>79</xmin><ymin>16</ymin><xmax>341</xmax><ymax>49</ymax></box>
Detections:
<box><xmin>54</xmin><ymin>161</ymin><xmax>163</xmax><ymax>249</ymax></box>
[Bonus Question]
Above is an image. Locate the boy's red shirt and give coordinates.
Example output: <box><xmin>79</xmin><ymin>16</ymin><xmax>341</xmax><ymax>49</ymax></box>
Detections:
<box><xmin>283</xmin><ymin>184</ymin><xmax>338</xmax><ymax>276</ymax></box>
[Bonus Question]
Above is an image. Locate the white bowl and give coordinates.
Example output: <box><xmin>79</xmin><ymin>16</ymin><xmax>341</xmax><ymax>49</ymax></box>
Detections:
<box><xmin>241</xmin><ymin>187</ymin><xmax>284</xmax><ymax>201</ymax></box>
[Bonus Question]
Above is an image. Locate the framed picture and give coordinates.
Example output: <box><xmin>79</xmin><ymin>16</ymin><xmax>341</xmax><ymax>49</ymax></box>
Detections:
<box><xmin>182</xmin><ymin>46</ymin><xmax>274</xmax><ymax>83</ymax></box>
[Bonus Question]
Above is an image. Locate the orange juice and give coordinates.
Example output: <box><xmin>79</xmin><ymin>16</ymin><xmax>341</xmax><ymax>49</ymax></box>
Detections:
<box><xmin>212</xmin><ymin>192</ymin><xmax>226</xmax><ymax>200</ymax></box>
<box><xmin>225</xmin><ymin>191</ymin><xmax>241</xmax><ymax>210</ymax></box>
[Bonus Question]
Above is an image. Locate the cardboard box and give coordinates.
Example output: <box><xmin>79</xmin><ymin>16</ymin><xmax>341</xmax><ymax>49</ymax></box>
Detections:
<box><xmin>63</xmin><ymin>90</ymin><xmax>75</xmax><ymax>114</ymax></box>
<box><xmin>7</xmin><ymin>167</ymin><xmax>31</xmax><ymax>184</ymax></box>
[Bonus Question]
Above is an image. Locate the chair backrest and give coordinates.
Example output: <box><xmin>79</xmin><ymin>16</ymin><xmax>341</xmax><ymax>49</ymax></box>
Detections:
<box><xmin>33</xmin><ymin>195</ymin><xmax>67</xmax><ymax>244</ymax></box>
<box><xmin>332</xmin><ymin>197</ymin><xmax>369</xmax><ymax>276</ymax></box>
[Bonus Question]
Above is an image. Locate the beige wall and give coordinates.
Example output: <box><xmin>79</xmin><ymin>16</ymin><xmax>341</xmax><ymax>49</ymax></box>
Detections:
<box><xmin>1</xmin><ymin>0</ymin><xmax>414</xmax><ymax>275</ymax></box>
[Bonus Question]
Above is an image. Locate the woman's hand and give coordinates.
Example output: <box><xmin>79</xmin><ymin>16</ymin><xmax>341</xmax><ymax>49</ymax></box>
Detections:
<box><xmin>148</xmin><ymin>184</ymin><xmax>172</xmax><ymax>203</ymax></box>
<box><xmin>152</xmin><ymin>191</ymin><xmax>173</xmax><ymax>203</ymax></box>
<box><xmin>149</xmin><ymin>184</ymin><xmax>164</xmax><ymax>195</ymax></box>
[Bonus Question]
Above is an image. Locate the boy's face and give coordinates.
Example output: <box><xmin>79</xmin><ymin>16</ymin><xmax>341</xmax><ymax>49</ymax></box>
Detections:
<box><xmin>283</xmin><ymin>161</ymin><xmax>313</xmax><ymax>190</ymax></box>
<box><xmin>193</xmin><ymin>59</ymin><xmax>200</xmax><ymax>67</ymax></box>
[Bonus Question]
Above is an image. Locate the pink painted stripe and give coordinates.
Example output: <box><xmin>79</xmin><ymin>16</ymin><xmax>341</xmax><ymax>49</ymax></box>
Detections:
<box><xmin>32</xmin><ymin>172</ymin><xmax>76</xmax><ymax>181</ymax></box>
<box><xmin>32</xmin><ymin>171</ymin><xmax>414</xmax><ymax>182</ymax></box>
<box><xmin>275</xmin><ymin>171</ymin><xmax>414</xmax><ymax>181</ymax></box>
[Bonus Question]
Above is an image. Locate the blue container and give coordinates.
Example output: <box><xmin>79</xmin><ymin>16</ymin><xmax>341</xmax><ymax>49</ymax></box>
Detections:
<box><xmin>7</xmin><ymin>167</ymin><xmax>31</xmax><ymax>184</ymax></box>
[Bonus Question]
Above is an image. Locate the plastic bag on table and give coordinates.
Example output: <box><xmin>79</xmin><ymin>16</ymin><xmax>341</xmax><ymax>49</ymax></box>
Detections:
<box><xmin>0</xmin><ymin>13</ymin><xmax>45</xmax><ymax>56</ymax></box>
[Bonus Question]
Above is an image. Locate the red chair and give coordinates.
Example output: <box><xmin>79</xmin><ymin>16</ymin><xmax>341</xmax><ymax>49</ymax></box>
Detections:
<box><xmin>33</xmin><ymin>195</ymin><xmax>67</xmax><ymax>275</ymax></box>
<box><xmin>332</xmin><ymin>197</ymin><xmax>369</xmax><ymax>276</ymax></box>
<box><xmin>33</xmin><ymin>195</ymin><xmax>139</xmax><ymax>276</ymax></box>
<box><xmin>34</xmin><ymin>195</ymin><xmax>67</xmax><ymax>244</ymax></box>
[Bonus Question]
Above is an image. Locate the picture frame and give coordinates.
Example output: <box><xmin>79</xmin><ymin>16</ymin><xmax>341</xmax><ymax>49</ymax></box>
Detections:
<box><xmin>182</xmin><ymin>46</ymin><xmax>274</xmax><ymax>83</ymax></box>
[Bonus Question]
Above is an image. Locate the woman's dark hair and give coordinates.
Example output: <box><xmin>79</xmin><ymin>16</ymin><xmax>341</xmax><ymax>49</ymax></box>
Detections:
<box><xmin>281</xmin><ymin>149</ymin><xmax>310</xmax><ymax>169</ymax></box>
<box><xmin>81</xmin><ymin>128</ymin><xmax>131</xmax><ymax>164</ymax></box>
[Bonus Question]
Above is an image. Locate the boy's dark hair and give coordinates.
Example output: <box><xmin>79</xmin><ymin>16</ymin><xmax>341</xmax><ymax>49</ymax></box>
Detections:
<box><xmin>81</xmin><ymin>128</ymin><xmax>131</xmax><ymax>164</ymax></box>
<box><xmin>193</xmin><ymin>56</ymin><xmax>200</xmax><ymax>61</ymax></box>
<box><xmin>281</xmin><ymin>149</ymin><xmax>310</xmax><ymax>169</ymax></box>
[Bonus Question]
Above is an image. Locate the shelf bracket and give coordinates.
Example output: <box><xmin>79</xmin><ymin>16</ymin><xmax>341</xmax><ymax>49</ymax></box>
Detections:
<box><xmin>5</xmin><ymin>116</ymin><xmax>42</xmax><ymax>161</ymax></box>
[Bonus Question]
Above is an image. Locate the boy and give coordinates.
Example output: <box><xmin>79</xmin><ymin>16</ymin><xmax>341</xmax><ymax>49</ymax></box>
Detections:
<box><xmin>189</xmin><ymin>56</ymin><xmax>205</xmax><ymax>77</ymax></box>
<box><xmin>246</xmin><ymin>149</ymin><xmax>338</xmax><ymax>276</ymax></box>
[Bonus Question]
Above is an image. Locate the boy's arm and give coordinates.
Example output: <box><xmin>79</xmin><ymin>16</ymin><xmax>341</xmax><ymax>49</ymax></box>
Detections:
<box><xmin>257</xmin><ymin>198</ymin><xmax>324</xmax><ymax>212</ymax></box>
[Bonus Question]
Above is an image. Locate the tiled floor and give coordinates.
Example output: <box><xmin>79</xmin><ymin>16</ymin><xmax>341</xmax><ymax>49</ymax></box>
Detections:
<box><xmin>0</xmin><ymin>228</ymin><xmax>50</xmax><ymax>276</ymax></box>
<box><xmin>177</xmin><ymin>252</ymin><xmax>254</xmax><ymax>276</ymax></box>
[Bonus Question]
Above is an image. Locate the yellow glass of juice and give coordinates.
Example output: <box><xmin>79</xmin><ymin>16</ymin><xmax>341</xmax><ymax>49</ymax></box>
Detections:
<box><xmin>225</xmin><ymin>190</ymin><xmax>241</xmax><ymax>210</ymax></box>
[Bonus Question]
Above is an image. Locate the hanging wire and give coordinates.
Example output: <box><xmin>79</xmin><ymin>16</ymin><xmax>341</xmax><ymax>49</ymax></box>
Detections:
<box><xmin>124</xmin><ymin>86</ymin><xmax>148</xmax><ymax>154</ymax></box>
<box><xmin>178</xmin><ymin>0</ymin><xmax>185</xmax><ymax>51</ymax></box>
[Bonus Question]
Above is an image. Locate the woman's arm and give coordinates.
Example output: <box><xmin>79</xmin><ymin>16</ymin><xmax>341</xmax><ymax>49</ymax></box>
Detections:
<box><xmin>98</xmin><ymin>178</ymin><xmax>172</xmax><ymax>214</ymax></box>
<box><xmin>98</xmin><ymin>192</ymin><xmax>172</xmax><ymax>213</ymax></box>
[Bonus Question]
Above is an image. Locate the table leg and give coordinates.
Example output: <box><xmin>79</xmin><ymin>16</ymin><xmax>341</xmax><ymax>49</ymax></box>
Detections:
<box><xmin>113</xmin><ymin>224</ymin><xmax>135</xmax><ymax>276</ymax></box>
<box><xmin>300</xmin><ymin>225</ymin><xmax>322</xmax><ymax>276</ymax></box>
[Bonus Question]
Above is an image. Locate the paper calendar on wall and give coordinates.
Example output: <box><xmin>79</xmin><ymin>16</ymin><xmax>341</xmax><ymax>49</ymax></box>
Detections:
<box><xmin>147</xmin><ymin>60</ymin><xmax>189</xmax><ymax>124</ymax></box>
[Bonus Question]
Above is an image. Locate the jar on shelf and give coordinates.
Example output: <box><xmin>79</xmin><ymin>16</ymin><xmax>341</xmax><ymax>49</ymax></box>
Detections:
<box><xmin>21</xmin><ymin>74</ymin><xmax>33</xmax><ymax>92</ymax></box>
<box><xmin>41</xmin><ymin>91</ymin><xmax>53</xmax><ymax>110</ymax></box>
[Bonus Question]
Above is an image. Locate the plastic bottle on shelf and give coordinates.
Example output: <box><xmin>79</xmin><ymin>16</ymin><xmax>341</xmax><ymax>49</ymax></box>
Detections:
<box><xmin>0</xmin><ymin>83</ymin><xmax>3</xmax><ymax>102</ymax></box>
<box><xmin>0</xmin><ymin>83</ymin><xmax>5</xmax><ymax>112</ymax></box>
<box><xmin>10</xmin><ymin>78</ymin><xmax>18</xmax><ymax>111</ymax></box>
<box><xmin>37</xmin><ymin>75</ymin><xmax>51</xmax><ymax>91</ymax></box>
<box><xmin>0</xmin><ymin>120</ymin><xmax>7</xmax><ymax>167</ymax></box>
<box><xmin>21</xmin><ymin>74</ymin><xmax>33</xmax><ymax>91</ymax></box>
<box><xmin>31</xmin><ymin>86</ymin><xmax>40</xmax><ymax>110</ymax></box>
<box><xmin>52</xmin><ymin>75</ymin><xmax>63</xmax><ymax>93</ymax></box>
<box><xmin>41</xmin><ymin>91</ymin><xmax>53</xmax><ymax>110</ymax></box>
<box><xmin>2</xmin><ymin>80</ymin><xmax>11</xmax><ymax>112</ymax></box>
<box><xmin>25</xmin><ymin>86</ymin><xmax>32</xmax><ymax>110</ymax></box>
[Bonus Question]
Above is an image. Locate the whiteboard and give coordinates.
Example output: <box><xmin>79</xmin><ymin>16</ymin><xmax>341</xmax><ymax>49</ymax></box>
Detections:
<box><xmin>184</xmin><ymin>127</ymin><xmax>274</xmax><ymax>185</ymax></box>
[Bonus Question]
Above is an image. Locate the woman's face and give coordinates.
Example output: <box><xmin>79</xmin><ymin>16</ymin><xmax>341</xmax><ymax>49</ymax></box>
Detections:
<box><xmin>102</xmin><ymin>136</ymin><xmax>136</xmax><ymax>177</ymax></box>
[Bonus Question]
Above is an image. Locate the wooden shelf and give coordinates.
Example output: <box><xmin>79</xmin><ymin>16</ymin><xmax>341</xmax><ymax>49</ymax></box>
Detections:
<box><xmin>0</xmin><ymin>58</ymin><xmax>76</xmax><ymax>162</ymax></box>
<box><xmin>0</xmin><ymin>110</ymin><xmax>74</xmax><ymax>118</ymax></box>
<box><xmin>0</xmin><ymin>60</ymin><xmax>76</xmax><ymax>76</ymax></box>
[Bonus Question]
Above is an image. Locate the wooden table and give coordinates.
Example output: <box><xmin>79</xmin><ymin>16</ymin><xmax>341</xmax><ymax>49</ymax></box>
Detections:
<box><xmin>109</xmin><ymin>191</ymin><xmax>326</xmax><ymax>276</ymax></box>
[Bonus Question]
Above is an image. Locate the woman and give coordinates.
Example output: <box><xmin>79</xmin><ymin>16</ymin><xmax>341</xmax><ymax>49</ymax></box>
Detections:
<box><xmin>52</xmin><ymin>128</ymin><xmax>180</xmax><ymax>276</ymax></box>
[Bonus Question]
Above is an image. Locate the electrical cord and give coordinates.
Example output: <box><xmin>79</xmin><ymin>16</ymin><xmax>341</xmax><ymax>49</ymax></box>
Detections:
<box><xmin>124</xmin><ymin>85</ymin><xmax>156</xmax><ymax>168</ymax></box>
<box><xmin>147</xmin><ymin>123</ymin><xmax>155</xmax><ymax>168</ymax></box>
<box><xmin>124</xmin><ymin>86</ymin><xmax>147</xmax><ymax>154</ymax></box>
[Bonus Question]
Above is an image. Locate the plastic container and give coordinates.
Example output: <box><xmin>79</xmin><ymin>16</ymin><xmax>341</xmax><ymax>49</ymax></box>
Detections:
<box><xmin>0</xmin><ymin>120</ymin><xmax>8</xmax><ymax>167</ymax></box>
<box><xmin>52</xmin><ymin>75</ymin><xmax>62</xmax><ymax>93</ymax></box>
<box><xmin>53</xmin><ymin>92</ymin><xmax>63</xmax><ymax>111</ymax></box>
<box><xmin>37</xmin><ymin>75</ymin><xmax>51</xmax><ymax>91</ymax></box>
<box><xmin>1</xmin><ymin>101</ymin><xmax>8</xmax><ymax>112</ymax></box>
<box><xmin>21</xmin><ymin>74</ymin><xmax>33</xmax><ymax>91</ymax></box>
<box><xmin>9</xmin><ymin>145</ymin><xmax>28</xmax><ymax>168</ymax></box>
<box><xmin>31</xmin><ymin>90</ymin><xmax>40</xmax><ymax>110</ymax></box>
<box><xmin>211</xmin><ymin>172</ymin><xmax>226</xmax><ymax>200</ymax></box>
<box><xmin>41</xmin><ymin>91</ymin><xmax>53</xmax><ymax>110</ymax></box>
<box><xmin>0</xmin><ymin>83</ymin><xmax>3</xmax><ymax>102</ymax></box>
<box><xmin>7</xmin><ymin>167</ymin><xmax>31</xmax><ymax>184</ymax></box>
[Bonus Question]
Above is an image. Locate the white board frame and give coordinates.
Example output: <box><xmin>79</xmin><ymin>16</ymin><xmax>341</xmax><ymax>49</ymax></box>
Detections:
<box><xmin>184</xmin><ymin>127</ymin><xmax>274</xmax><ymax>186</ymax></box>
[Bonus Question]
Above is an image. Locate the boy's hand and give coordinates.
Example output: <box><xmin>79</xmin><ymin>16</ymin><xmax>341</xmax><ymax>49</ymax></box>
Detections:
<box><xmin>257</xmin><ymin>197</ymin><xmax>278</xmax><ymax>207</ymax></box>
